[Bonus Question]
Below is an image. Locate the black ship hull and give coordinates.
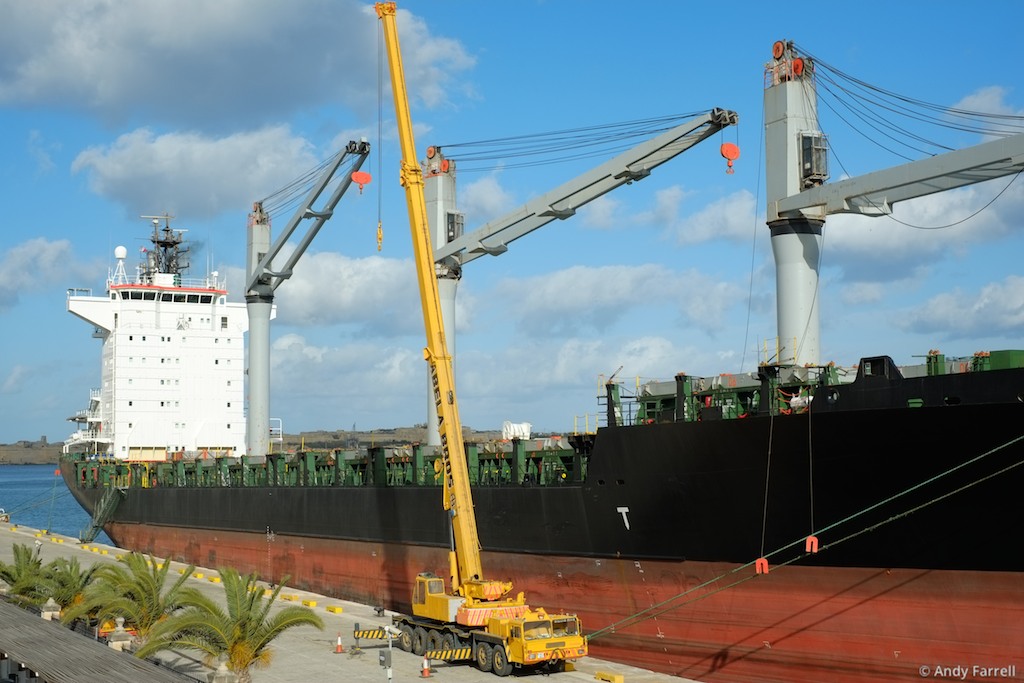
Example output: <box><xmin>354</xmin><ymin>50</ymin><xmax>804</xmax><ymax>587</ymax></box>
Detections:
<box><xmin>63</xmin><ymin>364</ymin><xmax>1024</xmax><ymax>681</ymax></box>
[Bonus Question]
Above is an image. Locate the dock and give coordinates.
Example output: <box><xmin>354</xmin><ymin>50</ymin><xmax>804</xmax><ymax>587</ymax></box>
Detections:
<box><xmin>0</xmin><ymin>522</ymin><xmax>696</xmax><ymax>682</ymax></box>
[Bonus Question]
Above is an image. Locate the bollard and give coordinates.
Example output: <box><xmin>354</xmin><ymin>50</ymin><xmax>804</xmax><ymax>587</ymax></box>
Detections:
<box><xmin>208</xmin><ymin>656</ymin><xmax>238</xmax><ymax>683</ymax></box>
<box><xmin>106</xmin><ymin>617</ymin><xmax>133</xmax><ymax>652</ymax></box>
<box><xmin>39</xmin><ymin>597</ymin><xmax>61</xmax><ymax>621</ymax></box>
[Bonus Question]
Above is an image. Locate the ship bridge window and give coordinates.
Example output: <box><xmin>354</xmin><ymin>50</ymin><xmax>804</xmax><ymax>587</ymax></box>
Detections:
<box><xmin>200</xmin><ymin>295</ymin><xmax>212</xmax><ymax>304</ymax></box>
<box><xmin>129</xmin><ymin>291</ymin><xmax>143</xmax><ymax>300</ymax></box>
<box><xmin>187</xmin><ymin>294</ymin><xmax>199</xmax><ymax>303</ymax></box>
<box><xmin>221</xmin><ymin>316</ymin><xmax>228</xmax><ymax>330</ymax></box>
<box><xmin>143</xmin><ymin>292</ymin><xmax>156</xmax><ymax>300</ymax></box>
<box><xmin>110</xmin><ymin>292</ymin><xmax>116</xmax><ymax>300</ymax></box>
<box><xmin>173</xmin><ymin>294</ymin><xmax>185</xmax><ymax>302</ymax></box>
<box><xmin>160</xmin><ymin>293</ymin><xmax>172</xmax><ymax>302</ymax></box>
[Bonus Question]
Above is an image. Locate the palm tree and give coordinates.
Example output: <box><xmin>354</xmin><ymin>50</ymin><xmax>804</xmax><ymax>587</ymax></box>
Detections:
<box><xmin>38</xmin><ymin>556</ymin><xmax>98</xmax><ymax>611</ymax></box>
<box><xmin>0</xmin><ymin>542</ymin><xmax>45</xmax><ymax>605</ymax></box>
<box><xmin>137</xmin><ymin>568</ymin><xmax>324</xmax><ymax>683</ymax></box>
<box><xmin>61</xmin><ymin>552</ymin><xmax>195</xmax><ymax>644</ymax></box>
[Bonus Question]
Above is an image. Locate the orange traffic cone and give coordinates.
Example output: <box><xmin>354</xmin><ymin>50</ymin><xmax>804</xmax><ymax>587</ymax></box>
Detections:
<box><xmin>420</xmin><ymin>654</ymin><xmax>431</xmax><ymax>678</ymax></box>
<box><xmin>334</xmin><ymin>632</ymin><xmax>344</xmax><ymax>654</ymax></box>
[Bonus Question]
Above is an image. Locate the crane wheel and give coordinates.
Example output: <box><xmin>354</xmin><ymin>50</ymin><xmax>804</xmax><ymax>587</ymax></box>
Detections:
<box><xmin>491</xmin><ymin>645</ymin><xmax>513</xmax><ymax>677</ymax></box>
<box><xmin>412</xmin><ymin>626</ymin><xmax>428</xmax><ymax>656</ymax></box>
<box><xmin>427</xmin><ymin>629</ymin><xmax>443</xmax><ymax>651</ymax></box>
<box><xmin>397</xmin><ymin>624</ymin><xmax>414</xmax><ymax>652</ymax></box>
<box><xmin>474</xmin><ymin>642</ymin><xmax>493</xmax><ymax>672</ymax></box>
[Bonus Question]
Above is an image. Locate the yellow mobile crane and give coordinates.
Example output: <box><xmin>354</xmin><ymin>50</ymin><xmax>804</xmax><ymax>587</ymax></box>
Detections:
<box><xmin>361</xmin><ymin>2</ymin><xmax>587</xmax><ymax>676</ymax></box>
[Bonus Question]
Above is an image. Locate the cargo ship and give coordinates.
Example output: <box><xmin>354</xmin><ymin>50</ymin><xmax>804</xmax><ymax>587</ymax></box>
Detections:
<box><xmin>60</xmin><ymin>43</ymin><xmax>1024</xmax><ymax>682</ymax></box>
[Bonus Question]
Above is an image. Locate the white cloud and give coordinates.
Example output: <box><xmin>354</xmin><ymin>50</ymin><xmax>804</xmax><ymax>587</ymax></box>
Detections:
<box><xmin>824</xmin><ymin>178</ymin><xmax>1024</xmax><ymax>284</ymax></box>
<box><xmin>839</xmin><ymin>281</ymin><xmax>886</xmax><ymax>305</ymax></box>
<box><xmin>0</xmin><ymin>238</ymin><xmax>95</xmax><ymax>311</ymax></box>
<box><xmin>494</xmin><ymin>264</ymin><xmax>743</xmax><ymax>336</ymax></box>
<box><xmin>460</xmin><ymin>173</ymin><xmax>517</xmax><ymax>225</ymax></box>
<box><xmin>1</xmin><ymin>365</ymin><xmax>29</xmax><ymax>394</ymax></box>
<box><xmin>664</xmin><ymin>188</ymin><xmax>759</xmax><ymax>245</ymax></box>
<box><xmin>898</xmin><ymin>275</ymin><xmax>1024</xmax><ymax>339</ymax></box>
<box><xmin>267</xmin><ymin>331</ymin><xmax>425</xmax><ymax>425</ymax></box>
<box><xmin>274</xmin><ymin>251</ymin><xmax>421</xmax><ymax>334</ymax></box>
<box><xmin>579</xmin><ymin>195</ymin><xmax>622</xmax><ymax>230</ymax></box>
<box><xmin>71</xmin><ymin>126</ymin><xmax>320</xmax><ymax>221</ymax></box>
<box><xmin>0</xmin><ymin>1</ymin><xmax>474</xmax><ymax>129</ymax></box>
<box><xmin>27</xmin><ymin>130</ymin><xmax>58</xmax><ymax>173</ymax></box>
<box><xmin>391</xmin><ymin>6</ymin><xmax>477</xmax><ymax>109</ymax></box>
<box><xmin>952</xmin><ymin>86</ymin><xmax>1022</xmax><ymax>118</ymax></box>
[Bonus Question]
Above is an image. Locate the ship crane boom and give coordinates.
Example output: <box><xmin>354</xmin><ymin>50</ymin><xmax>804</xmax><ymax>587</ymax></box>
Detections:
<box><xmin>772</xmin><ymin>131</ymin><xmax>1024</xmax><ymax>220</ymax></box>
<box><xmin>434</xmin><ymin>108</ymin><xmax>738</xmax><ymax>268</ymax></box>
<box><xmin>244</xmin><ymin>140</ymin><xmax>371</xmax><ymax>458</ymax></box>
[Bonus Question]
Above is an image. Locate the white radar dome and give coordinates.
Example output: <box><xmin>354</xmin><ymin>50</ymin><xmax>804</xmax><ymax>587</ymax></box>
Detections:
<box><xmin>114</xmin><ymin>245</ymin><xmax>128</xmax><ymax>260</ymax></box>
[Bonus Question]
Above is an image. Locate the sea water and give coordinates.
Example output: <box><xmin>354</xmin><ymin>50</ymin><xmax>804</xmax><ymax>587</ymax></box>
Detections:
<box><xmin>0</xmin><ymin>464</ymin><xmax>112</xmax><ymax>545</ymax></box>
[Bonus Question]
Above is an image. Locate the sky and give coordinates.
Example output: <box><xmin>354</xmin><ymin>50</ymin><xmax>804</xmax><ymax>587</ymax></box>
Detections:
<box><xmin>2</xmin><ymin>1</ymin><xmax>1023</xmax><ymax>444</ymax></box>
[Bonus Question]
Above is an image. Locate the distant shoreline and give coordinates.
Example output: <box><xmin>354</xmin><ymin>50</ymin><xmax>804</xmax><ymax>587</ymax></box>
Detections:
<box><xmin>0</xmin><ymin>445</ymin><xmax>60</xmax><ymax>465</ymax></box>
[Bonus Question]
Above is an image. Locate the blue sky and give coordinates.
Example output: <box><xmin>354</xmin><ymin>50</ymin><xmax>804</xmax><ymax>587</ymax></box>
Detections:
<box><xmin>2</xmin><ymin>1</ymin><xmax>1023</xmax><ymax>444</ymax></box>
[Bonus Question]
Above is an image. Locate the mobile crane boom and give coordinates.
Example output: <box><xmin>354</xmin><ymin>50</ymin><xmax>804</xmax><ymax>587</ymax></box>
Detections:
<box><xmin>375</xmin><ymin>1</ymin><xmax>501</xmax><ymax>604</ymax></box>
<box><xmin>372</xmin><ymin>4</ymin><xmax>588</xmax><ymax>674</ymax></box>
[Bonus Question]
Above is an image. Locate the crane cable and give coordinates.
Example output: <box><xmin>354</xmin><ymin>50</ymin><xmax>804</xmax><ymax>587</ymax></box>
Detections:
<box><xmin>587</xmin><ymin>432</ymin><xmax>1024</xmax><ymax>640</ymax></box>
<box><xmin>434</xmin><ymin>111</ymin><xmax>713</xmax><ymax>173</ymax></box>
<box><xmin>792</xmin><ymin>41</ymin><xmax>1024</xmax><ymax>231</ymax></box>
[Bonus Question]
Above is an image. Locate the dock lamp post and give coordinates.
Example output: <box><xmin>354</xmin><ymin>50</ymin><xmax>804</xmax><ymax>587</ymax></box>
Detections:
<box><xmin>381</xmin><ymin>625</ymin><xmax>401</xmax><ymax>682</ymax></box>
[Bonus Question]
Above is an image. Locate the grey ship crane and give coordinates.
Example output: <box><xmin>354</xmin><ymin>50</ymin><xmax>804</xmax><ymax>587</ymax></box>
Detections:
<box><xmin>432</xmin><ymin>108</ymin><xmax>739</xmax><ymax>268</ymax></box>
<box><xmin>765</xmin><ymin>40</ymin><xmax>1024</xmax><ymax>366</ymax></box>
<box><xmin>420</xmin><ymin>109</ymin><xmax>739</xmax><ymax>441</ymax></box>
<box><xmin>245</xmin><ymin>140</ymin><xmax>371</xmax><ymax>457</ymax></box>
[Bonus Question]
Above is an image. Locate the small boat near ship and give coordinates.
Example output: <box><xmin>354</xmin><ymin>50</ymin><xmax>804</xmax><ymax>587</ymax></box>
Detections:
<box><xmin>60</xmin><ymin>41</ymin><xmax>1024</xmax><ymax>682</ymax></box>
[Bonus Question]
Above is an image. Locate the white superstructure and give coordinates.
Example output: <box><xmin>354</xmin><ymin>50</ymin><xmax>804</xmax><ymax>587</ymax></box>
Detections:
<box><xmin>64</xmin><ymin>217</ymin><xmax>249</xmax><ymax>460</ymax></box>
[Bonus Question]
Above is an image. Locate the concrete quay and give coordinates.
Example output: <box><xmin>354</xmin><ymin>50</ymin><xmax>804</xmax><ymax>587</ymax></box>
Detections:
<box><xmin>0</xmin><ymin>523</ymin><xmax>697</xmax><ymax>682</ymax></box>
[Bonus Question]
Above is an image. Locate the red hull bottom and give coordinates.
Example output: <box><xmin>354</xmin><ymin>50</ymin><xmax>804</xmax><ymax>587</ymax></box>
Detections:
<box><xmin>110</xmin><ymin>523</ymin><xmax>1023</xmax><ymax>683</ymax></box>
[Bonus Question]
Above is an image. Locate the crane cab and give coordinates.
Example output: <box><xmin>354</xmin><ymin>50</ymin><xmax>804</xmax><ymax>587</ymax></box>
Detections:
<box><xmin>412</xmin><ymin>572</ymin><xmax>465</xmax><ymax>622</ymax></box>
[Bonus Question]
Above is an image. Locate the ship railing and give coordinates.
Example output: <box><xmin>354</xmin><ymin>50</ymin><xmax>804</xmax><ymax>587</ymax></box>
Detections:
<box><xmin>66</xmin><ymin>287</ymin><xmax>93</xmax><ymax>298</ymax></box>
<box><xmin>116</xmin><ymin>275</ymin><xmax>224</xmax><ymax>290</ymax></box>
<box><xmin>65</xmin><ymin>428</ymin><xmax>107</xmax><ymax>444</ymax></box>
<box><xmin>89</xmin><ymin>388</ymin><xmax>101</xmax><ymax>401</ymax></box>
<box><xmin>572</xmin><ymin>414</ymin><xmax>599</xmax><ymax>435</ymax></box>
<box><xmin>269</xmin><ymin>418</ymin><xmax>284</xmax><ymax>451</ymax></box>
<box><xmin>72</xmin><ymin>407</ymin><xmax>102</xmax><ymax>420</ymax></box>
